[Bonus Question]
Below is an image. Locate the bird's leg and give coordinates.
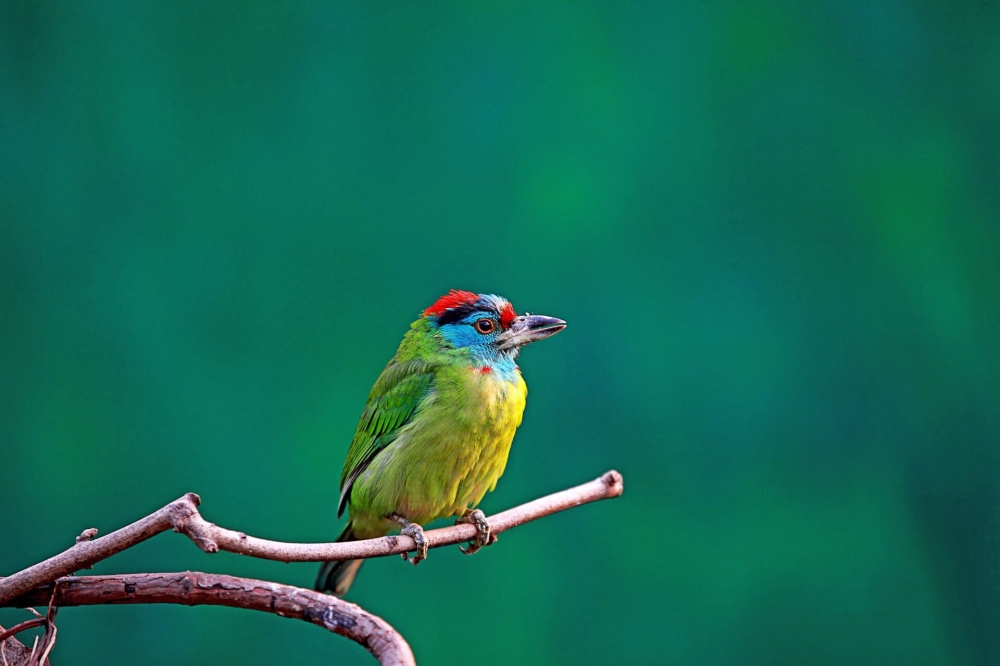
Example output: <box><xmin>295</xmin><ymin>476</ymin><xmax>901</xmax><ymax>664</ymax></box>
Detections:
<box><xmin>455</xmin><ymin>508</ymin><xmax>497</xmax><ymax>555</ymax></box>
<box><xmin>390</xmin><ymin>513</ymin><xmax>428</xmax><ymax>565</ymax></box>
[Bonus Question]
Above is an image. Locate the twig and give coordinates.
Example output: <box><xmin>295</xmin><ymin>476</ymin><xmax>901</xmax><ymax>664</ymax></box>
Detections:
<box><xmin>26</xmin><ymin>586</ymin><xmax>59</xmax><ymax>666</ymax></box>
<box><xmin>27</xmin><ymin>626</ymin><xmax>54</xmax><ymax>666</ymax></box>
<box><xmin>7</xmin><ymin>573</ymin><xmax>415</xmax><ymax>666</ymax></box>
<box><xmin>0</xmin><ymin>620</ymin><xmax>45</xmax><ymax>645</ymax></box>
<box><xmin>0</xmin><ymin>470</ymin><xmax>624</xmax><ymax>605</ymax></box>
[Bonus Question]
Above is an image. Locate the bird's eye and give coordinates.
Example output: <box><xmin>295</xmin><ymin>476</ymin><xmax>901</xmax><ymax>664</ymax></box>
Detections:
<box><xmin>474</xmin><ymin>319</ymin><xmax>496</xmax><ymax>334</ymax></box>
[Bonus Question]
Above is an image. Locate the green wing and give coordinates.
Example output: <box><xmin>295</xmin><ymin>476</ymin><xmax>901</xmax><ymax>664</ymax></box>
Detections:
<box><xmin>337</xmin><ymin>358</ymin><xmax>436</xmax><ymax>517</ymax></box>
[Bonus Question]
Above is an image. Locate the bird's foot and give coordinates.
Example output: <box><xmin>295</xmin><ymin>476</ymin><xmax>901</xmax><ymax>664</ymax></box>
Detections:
<box><xmin>456</xmin><ymin>508</ymin><xmax>497</xmax><ymax>555</ymax></box>
<box><xmin>391</xmin><ymin>514</ymin><xmax>428</xmax><ymax>565</ymax></box>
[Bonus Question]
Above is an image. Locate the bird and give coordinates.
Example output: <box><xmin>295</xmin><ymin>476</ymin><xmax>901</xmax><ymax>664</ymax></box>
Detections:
<box><xmin>315</xmin><ymin>289</ymin><xmax>566</xmax><ymax>596</ymax></box>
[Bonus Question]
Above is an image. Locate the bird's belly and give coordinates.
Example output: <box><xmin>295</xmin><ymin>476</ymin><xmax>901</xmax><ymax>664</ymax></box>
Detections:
<box><xmin>352</xmin><ymin>372</ymin><xmax>526</xmax><ymax>529</ymax></box>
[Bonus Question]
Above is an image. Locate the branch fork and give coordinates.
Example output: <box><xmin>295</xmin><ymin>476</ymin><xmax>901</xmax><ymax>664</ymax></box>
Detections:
<box><xmin>1</xmin><ymin>470</ymin><xmax>624</xmax><ymax>665</ymax></box>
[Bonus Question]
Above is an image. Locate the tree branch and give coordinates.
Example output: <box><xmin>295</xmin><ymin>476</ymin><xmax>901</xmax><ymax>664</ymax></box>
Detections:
<box><xmin>0</xmin><ymin>470</ymin><xmax>624</xmax><ymax>664</ymax></box>
<box><xmin>6</xmin><ymin>573</ymin><xmax>414</xmax><ymax>666</ymax></box>
<box><xmin>0</xmin><ymin>470</ymin><xmax>623</xmax><ymax>604</ymax></box>
<box><xmin>0</xmin><ymin>619</ymin><xmax>46</xmax><ymax>645</ymax></box>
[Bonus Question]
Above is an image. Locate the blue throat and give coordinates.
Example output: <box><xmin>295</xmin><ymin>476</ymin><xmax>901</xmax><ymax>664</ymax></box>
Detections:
<box><xmin>468</xmin><ymin>347</ymin><xmax>519</xmax><ymax>382</ymax></box>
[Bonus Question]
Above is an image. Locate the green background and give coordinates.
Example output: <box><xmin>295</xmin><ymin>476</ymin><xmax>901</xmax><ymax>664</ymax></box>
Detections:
<box><xmin>2</xmin><ymin>2</ymin><xmax>997</xmax><ymax>665</ymax></box>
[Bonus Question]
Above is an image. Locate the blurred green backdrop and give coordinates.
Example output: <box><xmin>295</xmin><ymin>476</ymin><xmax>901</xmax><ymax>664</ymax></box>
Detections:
<box><xmin>2</xmin><ymin>2</ymin><xmax>998</xmax><ymax>665</ymax></box>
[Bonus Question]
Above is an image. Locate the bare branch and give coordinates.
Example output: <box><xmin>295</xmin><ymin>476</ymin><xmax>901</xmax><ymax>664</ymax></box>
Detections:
<box><xmin>5</xmin><ymin>573</ymin><xmax>415</xmax><ymax>666</ymax></box>
<box><xmin>0</xmin><ymin>620</ymin><xmax>45</xmax><ymax>645</ymax></box>
<box><xmin>28</xmin><ymin>623</ymin><xmax>54</xmax><ymax>666</ymax></box>
<box><xmin>0</xmin><ymin>492</ymin><xmax>203</xmax><ymax>604</ymax></box>
<box><xmin>0</xmin><ymin>470</ymin><xmax>623</xmax><ymax>605</ymax></box>
<box><xmin>0</xmin><ymin>470</ymin><xmax>624</xmax><ymax>664</ymax></box>
<box><xmin>25</xmin><ymin>586</ymin><xmax>58</xmax><ymax>666</ymax></box>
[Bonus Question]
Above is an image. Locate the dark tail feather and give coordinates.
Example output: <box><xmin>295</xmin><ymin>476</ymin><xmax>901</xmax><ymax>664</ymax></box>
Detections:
<box><xmin>315</xmin><ymin>522</ymin><xmax>365</xmax><ymax>596</ymax></box>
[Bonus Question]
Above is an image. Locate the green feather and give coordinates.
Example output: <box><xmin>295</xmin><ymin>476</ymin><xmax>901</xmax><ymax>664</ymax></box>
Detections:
<box><xmin>338</xmin><ymin>357</ymin><xmax>435</xmax><ymax>517</ymax></box>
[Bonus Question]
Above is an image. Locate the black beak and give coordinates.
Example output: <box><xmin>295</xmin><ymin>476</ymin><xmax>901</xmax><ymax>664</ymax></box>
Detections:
<box><xmin>497</xmin><ymin>314</ymin><xmax>567</xmax><ymax>350</ymax></box>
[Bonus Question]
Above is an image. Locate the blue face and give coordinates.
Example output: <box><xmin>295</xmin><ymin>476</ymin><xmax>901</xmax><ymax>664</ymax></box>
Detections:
<box><xmin>438</xmin><ymin>311</ymin><xmax>501</xmax><ymax>356</ymax></box>
<box><xmin>436</xmin><ymin>310</ymin><xmax>519</xmax><ymax>379</ymax></box>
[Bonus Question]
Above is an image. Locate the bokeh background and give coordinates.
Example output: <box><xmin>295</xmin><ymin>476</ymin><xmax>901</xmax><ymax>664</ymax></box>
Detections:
<box><xmin>2</xmin><ymin>2</ymin><xmax>998</xmax><ymax>665</ymax></box>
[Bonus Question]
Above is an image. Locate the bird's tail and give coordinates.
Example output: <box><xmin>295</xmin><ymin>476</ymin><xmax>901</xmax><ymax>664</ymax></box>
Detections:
<box><xmin>315</xmin><ymin>521</ymin><xmax>365</xmax><ymax>596</ymax></box>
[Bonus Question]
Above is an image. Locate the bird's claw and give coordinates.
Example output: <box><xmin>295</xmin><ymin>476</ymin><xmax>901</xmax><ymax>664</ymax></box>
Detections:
<box><xmin>391</xmin><ymin>514</ymin><xmax>428</xmax><ymax>566</ymax></box>
<box><xmin>456</xmin><ymin>508</ymin><xmax>496</xmax><ymax>555</ymax></box>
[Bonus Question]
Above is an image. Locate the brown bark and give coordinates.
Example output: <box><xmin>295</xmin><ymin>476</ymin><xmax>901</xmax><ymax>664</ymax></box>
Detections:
<box><xmin>0</xmin><ymin>471</ymin><xmax>624</xmax><ymax>605</ymax></box>
<box><xmin>8</xmin><ymin>573</ymin><xmax>414</xmax><ymax>665</ymax></box>
<box><xmin>0</xmin><ymin>470</ymin><xmax>625</xmax><ymax>665</ymax></box>
<box><xmin>0</xmin><ymin>625</ymin><xmax>34</xmax><ymax>666</ymax></box>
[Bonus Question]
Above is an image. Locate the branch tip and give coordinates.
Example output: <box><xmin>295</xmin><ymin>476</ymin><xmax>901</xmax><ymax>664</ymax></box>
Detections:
<box><xmin>601</xmin><ymin>470</ymin><xmax>624</xmax><ymax>496</ymax></box>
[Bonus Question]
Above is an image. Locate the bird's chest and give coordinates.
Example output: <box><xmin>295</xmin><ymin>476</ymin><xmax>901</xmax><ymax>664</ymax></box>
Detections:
<box><xmin>391</xmin><ymin>369</ymin><xmax>527</xmax><ymax>521</ymax></box>
<box><xmin>451</xmin><ymin>369</ymin><xmax>527</xmax><ymax>435</ymax></box>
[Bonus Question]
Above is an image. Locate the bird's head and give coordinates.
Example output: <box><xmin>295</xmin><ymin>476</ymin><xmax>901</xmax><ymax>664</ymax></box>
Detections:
<box><xmin>423</xmin><ymin>290</ymin><xmax>566</xmax><ymax>367</ymax></box>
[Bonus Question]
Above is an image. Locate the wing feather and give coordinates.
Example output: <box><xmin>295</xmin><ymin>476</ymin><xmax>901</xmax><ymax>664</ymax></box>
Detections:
<box><xmin>337</xmin><ymin>359</ymin><xmax>435</xmax><ymax>517</ymax></box>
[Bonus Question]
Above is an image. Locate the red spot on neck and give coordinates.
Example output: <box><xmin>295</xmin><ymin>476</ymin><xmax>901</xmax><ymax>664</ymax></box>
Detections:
<box><xmin>424</xmin><ymin>290</ymin><xmax>478</xmax><ymax>317</ymax></box>
<box><xmin>478</xmin><ymin>366</ymin><xmax>492</xmax><ymax>373</ymax></box>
